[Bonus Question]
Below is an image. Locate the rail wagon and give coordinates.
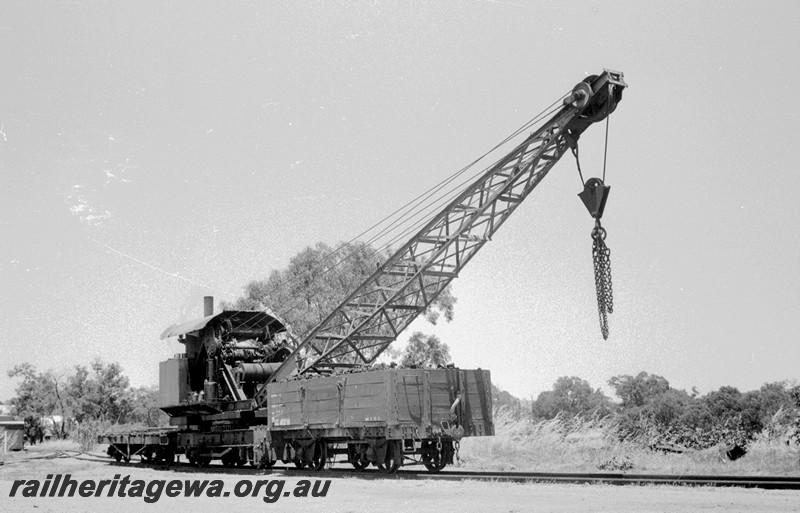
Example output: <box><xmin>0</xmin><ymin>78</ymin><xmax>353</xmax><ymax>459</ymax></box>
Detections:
<box><xmin>266</xmin><ymin>368</ymin><xmax>492</xmax><ymax>471</ymax></box>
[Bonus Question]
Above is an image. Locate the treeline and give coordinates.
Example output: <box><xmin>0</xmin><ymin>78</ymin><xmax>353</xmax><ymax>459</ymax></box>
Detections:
<box><xmin>8</xmin><ymin>357</ymin><xmax>799</xmax><ymax>453</ymax></box>
<box><xmin>6</xmin><ymin>360</ymin><xmax>166</xmax><ymax>444</ymax></box>
<box><xmin>493</xmin><ymin>372</ymin><xmax>800</xmax><ymax>450</ymax></box>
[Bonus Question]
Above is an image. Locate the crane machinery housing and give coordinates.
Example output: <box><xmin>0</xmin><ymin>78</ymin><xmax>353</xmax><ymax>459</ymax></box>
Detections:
<box><xmin>100</xmin><ymin>70</ymin><xmax>627</xmax><ymax>473</ymax></box>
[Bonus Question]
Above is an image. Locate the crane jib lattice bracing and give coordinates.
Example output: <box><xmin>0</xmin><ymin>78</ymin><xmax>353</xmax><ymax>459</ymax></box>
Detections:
<box><xmin>257</xmin><ymin>70</ymin><xmax>626</xmax><ymax>401</ymax></box>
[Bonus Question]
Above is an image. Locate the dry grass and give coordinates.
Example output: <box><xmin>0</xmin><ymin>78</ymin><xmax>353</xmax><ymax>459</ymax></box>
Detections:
<box><xmin>456</xmin><ymin>409</ymin><xmax>800</xmax><ymax>476</ymax></box>
<box><xmin>21</xmin><ymin>438</ymin><xmax>82</xmax><ymax>453</ymax></box>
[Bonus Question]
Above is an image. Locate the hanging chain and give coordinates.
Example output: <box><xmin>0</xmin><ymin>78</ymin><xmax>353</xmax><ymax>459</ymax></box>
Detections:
<box><xmin>591</xmin><ymin>219</ymin><xmax>613</xmax><ymax>339</ymax></box>
<box><xmin>572</xmin><ymin>91</ymin><xmax>618</xmax><ymax>340</ymax></box>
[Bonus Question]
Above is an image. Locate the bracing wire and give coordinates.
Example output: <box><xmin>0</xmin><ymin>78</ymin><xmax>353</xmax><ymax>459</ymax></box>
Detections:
<box><xmin>236</xmin><ymin>96</ymin><xmax>569</xmax><ymax>335</ymax></box>
<box><xmin>229</xmin><ymin>92</ymin><xmax>570</xmax><ymax>335</ymax></box>
<box><xmin>263</xmin><ymin>99</ymin><xmax>568</xmax><ymax>330</ymax></box>
<box><xmin>602</xmin><ymin>113</ymin><xmax>610</xmax><ymax>183</ymax></box>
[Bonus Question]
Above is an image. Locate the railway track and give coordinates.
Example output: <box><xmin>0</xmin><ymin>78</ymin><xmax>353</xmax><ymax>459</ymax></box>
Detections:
<box><xmin>97</xmin><ymin>456</ymin><xmax>800</xmax><ymax>490</ymax></box>
<box><xmin>12</xmin><ymin>451</ymin><xmax>797</xmax><ymax>490</ymax></box>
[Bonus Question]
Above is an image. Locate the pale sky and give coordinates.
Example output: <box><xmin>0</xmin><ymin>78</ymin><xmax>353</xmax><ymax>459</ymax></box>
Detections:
<box><xmin>1</xmin><ymin>1</ymin><xmax>798</xmax><ymax>402</ymax></box>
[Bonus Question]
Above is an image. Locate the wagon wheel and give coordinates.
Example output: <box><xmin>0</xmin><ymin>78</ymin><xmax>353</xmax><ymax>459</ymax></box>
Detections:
<box><xmin>162</xmin><ymin>449</ymin><xmax>175</xmax><ymax>465</ymax></box>
<box><xmin>222</xmin><ymin>451</ymin><xmax>239</xmax><ymax>468</ymax></box>
<box><xmin>377</xmin><ymin>440</ymin><xmax>402</xmax><ymax>474</ymax></box>
<box><xmin>421</xmin><ymin>441</ymin><xmax>447</xmax><ymax>473</ymax></box>
<box><xmin>145</xmin><ymin>448</ymin><xmax>158</xmax><ymax>463</ymax></box>
<box><xmin>348</xmin><ymin>445</ymin><xmax>367</xmax><ymax>471</ymax></box>
<box><xmin>186</xmin><ymin>447</ymin><xmax>200</xmax><ymax>466</ymax></box>
<box><xmin>310</xmin><ymin>441</ymin><xmax>327</xmax><ymax>471</ymax></box>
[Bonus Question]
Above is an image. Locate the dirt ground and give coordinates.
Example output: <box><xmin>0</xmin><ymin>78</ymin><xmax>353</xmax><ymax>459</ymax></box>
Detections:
<box><xmin>1</xmin><ymin>451</ymin><xmax>799</xmax><ymax>513</ymax></box>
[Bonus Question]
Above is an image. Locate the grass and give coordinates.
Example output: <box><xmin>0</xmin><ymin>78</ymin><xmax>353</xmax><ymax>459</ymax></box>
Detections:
<box><xmin>24</xmin><ymin>438</ymin><xmax>82</xmax><ymax>453</ymax></box>
<box><xmin>456</xmin><ymin>409</ymin><xmax>800</xmax><ymax>476</ymax></box>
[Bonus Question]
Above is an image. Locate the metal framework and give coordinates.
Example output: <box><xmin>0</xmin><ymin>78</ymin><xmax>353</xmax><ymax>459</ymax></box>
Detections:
<box><xmin>256</xmin><ymin>70</ymin><xmax>626</xmax><ymax>403</ymax></box>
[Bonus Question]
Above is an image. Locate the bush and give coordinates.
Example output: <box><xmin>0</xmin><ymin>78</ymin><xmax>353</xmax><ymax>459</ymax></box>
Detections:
<box><xmin>71</xmin><ymin>420</ymin><xmax>111</xmax><ymax>452</ymax></box>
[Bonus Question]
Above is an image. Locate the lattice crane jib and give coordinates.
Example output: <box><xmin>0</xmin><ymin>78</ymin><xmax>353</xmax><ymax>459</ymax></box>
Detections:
<box><xmin>255</xmin><ymin>71</ymin><xmax>626</xmax><ymax>405</ymax></box>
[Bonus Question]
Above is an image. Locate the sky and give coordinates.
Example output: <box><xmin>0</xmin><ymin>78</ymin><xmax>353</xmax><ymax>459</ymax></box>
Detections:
<box><xmin>1</xmin><ymin>0</ymin><xmax>798</xmax><ymax>402</ymax></box>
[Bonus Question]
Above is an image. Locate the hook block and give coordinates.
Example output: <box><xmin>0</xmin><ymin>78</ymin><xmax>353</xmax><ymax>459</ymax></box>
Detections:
<box><xmin>578</xmin><ymin>177</ymin><xmax>610</xmax><ymax>219</ymax></box>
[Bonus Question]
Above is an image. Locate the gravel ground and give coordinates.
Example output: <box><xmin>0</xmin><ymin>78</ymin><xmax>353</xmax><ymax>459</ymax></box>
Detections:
<box><xmin>2</xmin><ymin>452</ymin><xmax>799</xmax><ymax>513</ymax></box>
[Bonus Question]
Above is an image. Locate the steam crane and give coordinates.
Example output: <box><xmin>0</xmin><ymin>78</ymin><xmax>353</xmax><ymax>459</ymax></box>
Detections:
<box><xmin>103</xmin><ymin>70</ymin><xmax>627</xmax><ymax>473</ymax></box>
<box><xmin>255</xmin><ymin>69</ymin><xmax>626</xmax><ymax>401</ymax></box>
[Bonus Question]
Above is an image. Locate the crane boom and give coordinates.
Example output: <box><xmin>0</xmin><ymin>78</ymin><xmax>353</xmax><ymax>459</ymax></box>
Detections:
<box><xmin>255</xmin><ymin>70</ymin><xmax>626</xmax><ymax>404</ymax></box>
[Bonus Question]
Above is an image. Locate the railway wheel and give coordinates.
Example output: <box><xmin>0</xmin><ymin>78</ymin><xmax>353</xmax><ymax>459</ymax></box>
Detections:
<box><xmin>113</xmin><ymin>451</ymin><xmax>122</xmax><ymax>463</ymax></box>
<box><xmin>142</xmin><ymin>448</ymin><xmax>155</xmax><ymax>462</ymax></box>
<box><xmin>186</xmin><ymin>447</ymin><xmax>200</xmax><ymax>466</ymax></box>
<box><xmin>348</xmin><ymin>445</ymin><xmax>367</xmax><ymax>471</ymax></box>
<box><xmin>222</xmin><ymin>450</ymin><xmax>243</xmax><ymax>468</ymax></box>
<box><xmin>379</xmin><ymin>440</ymin><xmax>402</xmax><ymax>474</ymax></box>
<box><xmin>421</xmin><ymin>441</ymin><xmax>447</xmax><ymax>473</ymax></box>
<box><xmin>162</xmin><ymin>449</ymin><xmax>175</xmax><ymax>465</ymax></box>
<box><xmin>310</xmin><ymin>441</ymin><xmax>327</xmax><ymax>471</ymax></box>
<box><xmin>234</xmin><ymin>448</ymin><xmax>247</xmax><ymax>467</ymax></box>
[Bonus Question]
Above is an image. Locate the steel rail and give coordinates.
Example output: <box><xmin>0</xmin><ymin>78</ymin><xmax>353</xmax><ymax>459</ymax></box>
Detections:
<box><xmin>101</xmin><ymin>458</ymin><xmax>800</xmax><ymax>490</ymax></box>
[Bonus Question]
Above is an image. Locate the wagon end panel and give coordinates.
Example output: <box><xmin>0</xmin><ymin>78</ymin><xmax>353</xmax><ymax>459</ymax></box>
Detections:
<box><xmin>426</xmin><ymin>368</ymin><xmax>493</xmax><ymax>437</ymax></box>
<box><xmin>460</xmin><ymin>369</ymin><xmax>494</xmax><ymax>436</ymax></box>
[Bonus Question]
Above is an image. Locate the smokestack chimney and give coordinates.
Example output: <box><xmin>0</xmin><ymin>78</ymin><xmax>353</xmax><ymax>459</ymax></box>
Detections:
<box><xmin>204</xmin><ymin>296</ymin><xmax>214</xmax><ymax>317</ymax></box>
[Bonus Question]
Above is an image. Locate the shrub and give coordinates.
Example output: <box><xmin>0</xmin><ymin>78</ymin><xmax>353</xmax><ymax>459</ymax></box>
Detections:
<box><xmin>71</xmin><ymin>420</ymin><xmax>111</xmax><ymax>452</ymax></box>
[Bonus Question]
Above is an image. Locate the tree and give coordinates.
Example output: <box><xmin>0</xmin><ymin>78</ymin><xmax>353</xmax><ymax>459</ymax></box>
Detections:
<box><xmin>608</xmin><ymin>372</ymin><xmax>671</xmax><ymax>408</ymax></box>
<box><xmin>23</xmin><ymin>416</ymin><xmax>45</xmax><ymax>445</ymax></box>
<box><xmin>677</xmin><ymin>398</ymin><xmax>714</xmax><ymax>432</ymax></box>
<box><xmin>399</xmin><ymin>332</ymin><xmax>451</xmax><ymax>368</ymax></box>
<box><xmin>7</xmin><ymin>363</ymin><xmax>72</xmax><ymax>440</ymax></box>
<box><xmin>227</xmin><ymin>241</ymin><xmax>456</xmax><ymax>338</ymax></box>
<box><xmin>703</xmin><ymin>385</ymin><xmax>743</xmax><ymax>419</ymax></box>
<box><xmin>649</xmin><ymin>388</ymin><xmax>692</xmax><ymax>426</ymax></box>
<box><xmin>125</xmin><ymin>385</ymin><xmax>168</xmax><ymax>427</ymax></box>
<box><xmin>492</xmin><ymin>384</ymin><xmax>524</xmax><ymax>417</ymax></box>
<box><xmin>68</xmin><ymin>360</ymin><xmax>131</xmax><ymax>424</ymax></box>
<box><xmin>9</xmin><ymin>359</ymin><xmax>167</xmax><ymax>437</ymax></box>
<box><xmin>531</xmin><ymin>376</ymin><xmax>613</xmax><ymax>420</ymax></box>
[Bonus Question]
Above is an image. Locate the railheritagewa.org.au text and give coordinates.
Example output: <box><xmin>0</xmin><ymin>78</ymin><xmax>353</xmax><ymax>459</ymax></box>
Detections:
<box><xmin>8</xmin><ymin>474</ymin><xmax>331</xmax><ymax>503</ymax></box>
